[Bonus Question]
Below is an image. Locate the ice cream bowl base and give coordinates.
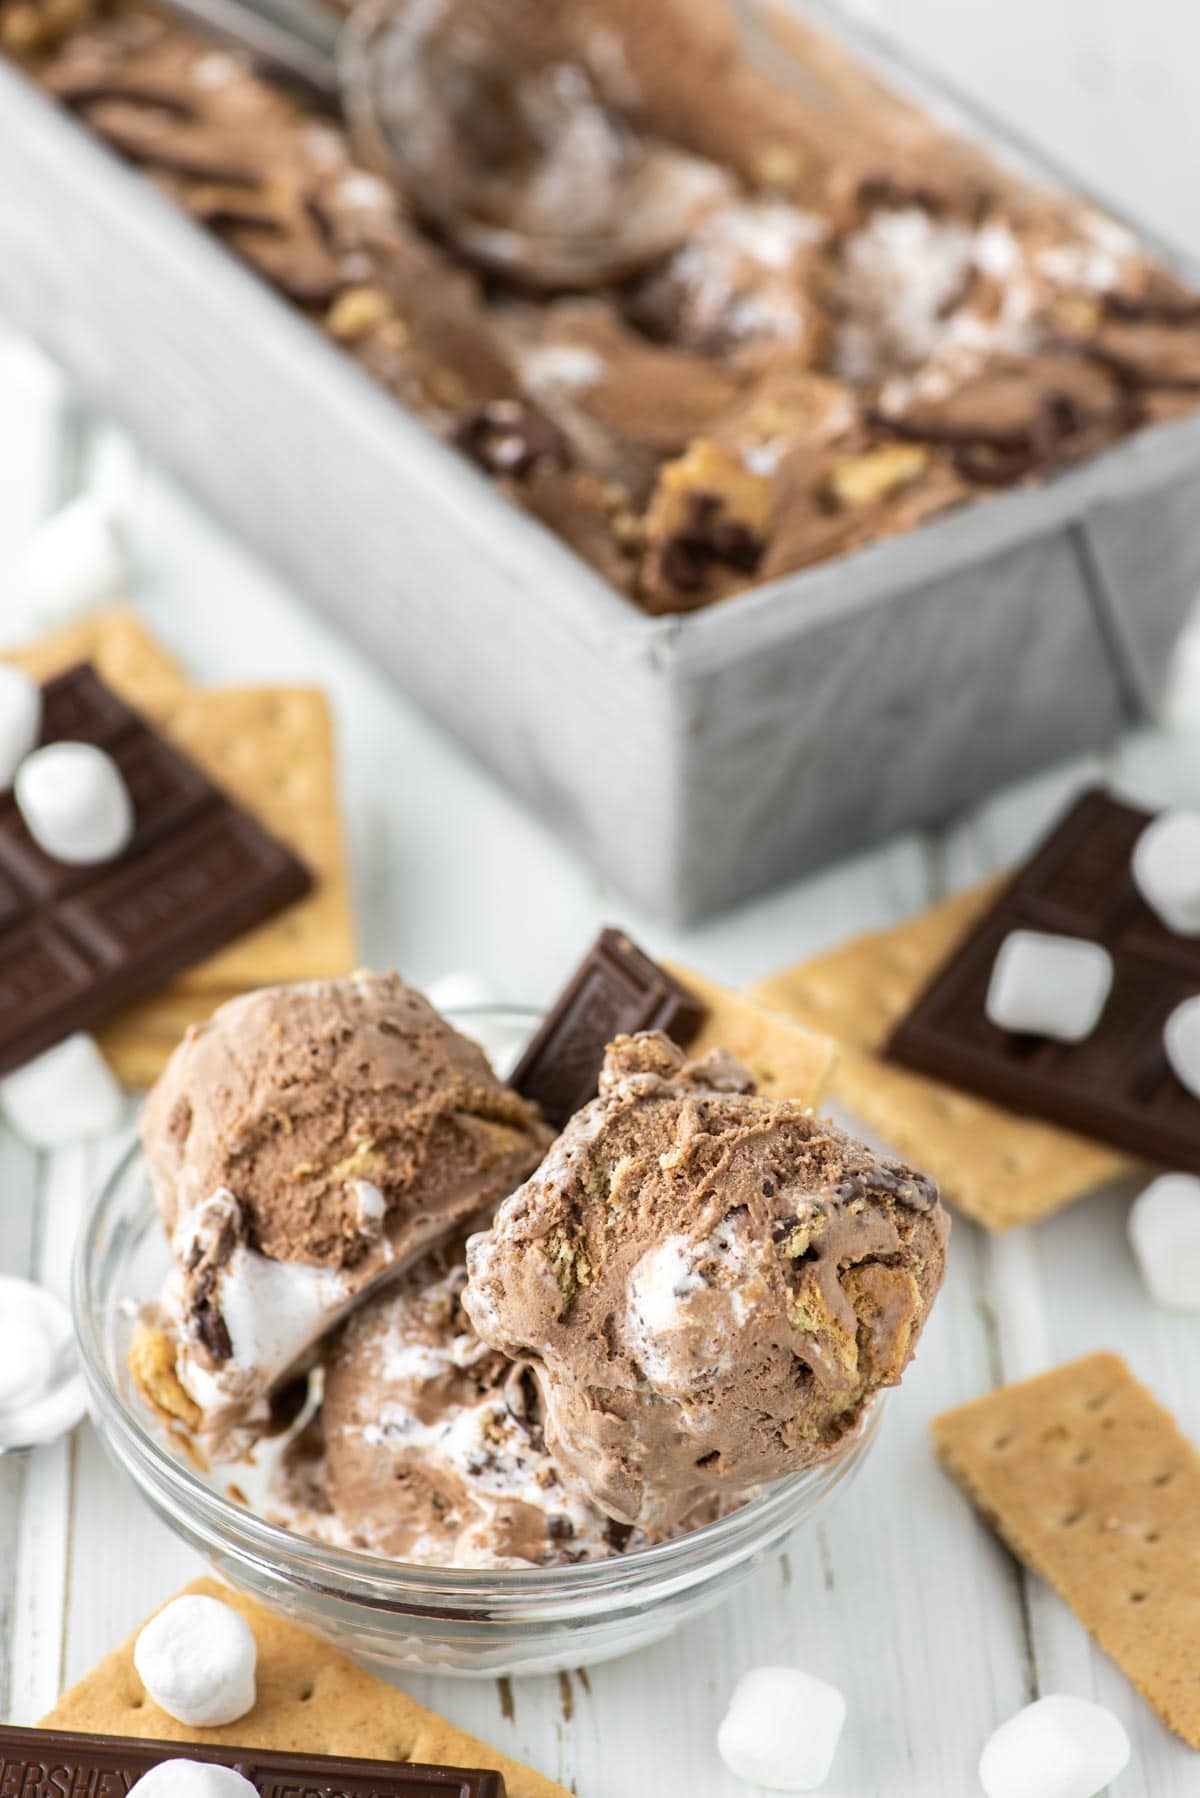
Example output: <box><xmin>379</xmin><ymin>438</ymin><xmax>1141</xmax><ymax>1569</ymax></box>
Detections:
<box><xmin>74</xmin><ymin>1005</ymin><xmax>884</xmax><ymax>1677</ymax></box>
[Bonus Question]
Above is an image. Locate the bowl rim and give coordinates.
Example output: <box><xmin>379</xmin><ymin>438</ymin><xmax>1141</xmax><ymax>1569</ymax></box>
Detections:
<box><xmin>73</xmin><ymin>1004</ymin><xmax>883</xmax><ymax>1605</ymax></box>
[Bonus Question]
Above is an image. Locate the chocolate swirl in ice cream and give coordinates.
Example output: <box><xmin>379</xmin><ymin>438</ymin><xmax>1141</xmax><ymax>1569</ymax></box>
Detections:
<box><xmin>465</xmin><ymin>1032</ymin><xmax>948</xmax><ymax>1531</ymax></box>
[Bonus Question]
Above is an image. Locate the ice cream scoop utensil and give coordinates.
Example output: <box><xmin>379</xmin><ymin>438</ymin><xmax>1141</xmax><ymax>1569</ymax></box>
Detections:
<box><xmin>150</xmin><ymin>0</ymin><xmax>769</xmax><ymax>285</ymax></box>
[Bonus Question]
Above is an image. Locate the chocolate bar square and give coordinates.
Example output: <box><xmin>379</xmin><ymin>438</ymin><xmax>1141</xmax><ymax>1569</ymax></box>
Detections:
<box><xmin>511</xmin><ymin>927</ymin><xmax>705</xmax><ymax>1128</ymax></box>
<box><xmin>0</xmin><ymin>1726</ymin><xmax>504</xmax><ymax>1797</ymax></box>
<box><xmin>0</xmin><ymin>663</ymin><xmax>311</xmax><ymax>1077</ymax></box>
<box><xmin>886</xmin><ymin>789</ymin><xmax>1200</xmax><ymax>1171</ymax></box>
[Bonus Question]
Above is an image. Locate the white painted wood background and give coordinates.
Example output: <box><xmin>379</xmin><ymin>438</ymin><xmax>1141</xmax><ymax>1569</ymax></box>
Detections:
<box><xmin>3</xmin><ymin>4</ymin><xmax>1200</xmax><ymax>1793</ymax></box>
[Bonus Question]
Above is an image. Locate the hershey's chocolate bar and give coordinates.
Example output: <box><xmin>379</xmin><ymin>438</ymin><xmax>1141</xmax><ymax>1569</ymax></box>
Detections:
<box><xmin>511</xmin><ymin>927</ymin><xmax>705</xmax><ymax>1128</ymax></box>
<box><xmin>0</xmin><ymin>1726</ymin><xmax>504</xmax><ymax>1797</ymax></box>
<box><xmin>887</xmin><ymin>788</ymin><xmax>1200</xmax><ymax>1169</ymax></box>
<box><xmin>0</xmin><ymin>664</ymin><xmax>311</xmax><ymax>1077</ymax></box>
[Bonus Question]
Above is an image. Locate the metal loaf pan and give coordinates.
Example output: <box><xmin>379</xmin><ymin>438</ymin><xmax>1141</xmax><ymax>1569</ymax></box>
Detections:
<box><xmin>2</xmin><ymin>10</ymin><xmax>1200</xmax><ymax>922</ymax></box>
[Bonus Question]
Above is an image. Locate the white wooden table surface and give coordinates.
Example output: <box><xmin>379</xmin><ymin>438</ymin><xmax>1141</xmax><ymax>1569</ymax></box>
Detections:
<box><xmin>3</xmin><ymin>5</ymin><xmax>1200</xmax><ymax>1793</ymax></box>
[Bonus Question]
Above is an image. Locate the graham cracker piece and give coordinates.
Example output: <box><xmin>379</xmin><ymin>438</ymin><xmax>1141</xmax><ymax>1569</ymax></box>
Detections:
<box><xmin>41</xmin><ymin>1576</ymin><xmax>568</xmax><ymax>1798</ymax></box>
<box><xmin>750</xmin><ymin>886</ymin><xmax>1136</xmax><ymax>1229</ymax></box>
<box><xmin>933</xmin><ymin>1353</ymin><xmax>1200</xmax><ymax>1748</ymax></box>
<box><xmin>666</xmin><ymin>963</ymin><xmax>837</xmax><ymax>1107</ymax></box>
<box><xmin>99</xmin><ymin>683</ymin><xmax>356</xmax><ymax>1084</ymax></box>
<box><xmin>148</xmin><ymin>685</ymin><xmax>356</xmax><ymax>988</ymax></box>
<box><xmin>126</xmin><ymin>1321</ymin><xmax>202</xmax><ymax>1431</ymax></box>
<box><xmin>3</xmin><ymin>607</ymin><xmax>189</xmax><ymax>717</ymax></box>
<box><xmin>97</xmin><ymin>986</ymin><xmax>231</xmax><ymax>1089</ymax></box>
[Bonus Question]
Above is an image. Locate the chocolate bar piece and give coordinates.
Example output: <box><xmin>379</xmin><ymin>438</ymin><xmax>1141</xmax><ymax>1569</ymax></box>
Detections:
<box><xmin>886</xmin><ymin>788</ymin><xmax>1200</xmax><ymax>1170</ymax></box>
<box><xmin>0</xmin><ymin>664</ymin><xmax>311</xmax><ymax>1077</ymax></box>
<box><xmin>511</xmin><ymin>927</ymin><xmax>705</xmax><ymax>1127</ymax></box>
<box><xmin>0</xmin><ymin>1725</ymin><xmax>504</xmax><ymax>1796</ymax></box>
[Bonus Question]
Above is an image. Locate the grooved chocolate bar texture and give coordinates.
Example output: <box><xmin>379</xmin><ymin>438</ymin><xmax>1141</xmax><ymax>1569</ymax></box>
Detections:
<box><xmin>0</xmin><ymin>663</ymin><xmax>311</xmax><ymax>1077</ymax></box>
<box><xmin>0</xmin><ymin>1726</ymin><xmax>504</xmax><ymax>1796</ymax></box>
<box><xmin>887</xmin><ymin>788</ymin><xmax>1200</xmax><ymax>1170</ymax></box>
<box><xmin>510</xmin><ymin>927</ymin><xmax>705</xmax><ymax>1127</ymax></box>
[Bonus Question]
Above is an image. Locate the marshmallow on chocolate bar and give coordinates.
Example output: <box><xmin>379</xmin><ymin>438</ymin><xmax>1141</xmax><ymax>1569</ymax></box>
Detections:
<box><xmin>15</xmin><ymin>740</ymin><xmax>134</xmax><ymax>865</ymax></box>
<box><xmin>131</xmin><ymin>1764</ymin><xmax>256</xmax><ymax>1797</ymax></box>
<box><xmin>985</xmin><ymin>930</ymin><xmax>1113</xmax><ymax>1041</ymax></box>
<box><xmin>1133</xmin><ymin>810</ymin><xmax>1200</xmax><ymax>936</ymax></box>
<box><xmin>1164</xmin><ymin>995</ymin><xmax>1200</xmax><ymax>1100</ymax></box>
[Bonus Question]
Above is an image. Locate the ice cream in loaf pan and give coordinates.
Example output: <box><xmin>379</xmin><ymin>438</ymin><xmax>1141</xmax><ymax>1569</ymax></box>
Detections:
<box><xmin>12</xmin><ymin>0</ymin><xmax>1200</xmax><ymax>613</ymax></box>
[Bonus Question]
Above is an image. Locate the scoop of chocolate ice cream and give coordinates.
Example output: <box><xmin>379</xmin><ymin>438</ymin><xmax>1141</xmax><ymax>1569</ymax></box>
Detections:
<box><xmin>465</xmin><ymin>1032</ymin><xmax>948</xmax><ymax>1530</ymax></box>
<box><xmin>139</xmin><ymin>973</ymin><xmax>551</xmax><ymax>1457</ymax></box>
<box><xmin>142</xmin><ymin>972</ymin><xmax>548</xmax><ymax>1266</ymax></box>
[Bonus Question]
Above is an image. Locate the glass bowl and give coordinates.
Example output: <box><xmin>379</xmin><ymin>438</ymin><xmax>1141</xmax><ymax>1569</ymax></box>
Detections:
<box><xmin>73</xmin><ymin>1005</ymin><xmax>882</xmax><ymax>1676</ymax></box>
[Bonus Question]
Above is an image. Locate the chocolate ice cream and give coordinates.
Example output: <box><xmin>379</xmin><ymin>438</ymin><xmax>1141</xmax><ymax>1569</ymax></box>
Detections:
<box><xmin>270</xmin><ymin>1243</ymin><xmax>663</xmax><ymax>1568</ymax></box>
<box><xmin>138</xmin><ymin>973</ymin><xmax>551</xmax><ymax>1456</ymax></box>
<box><xmin>465</xmin><ymin>1032</ymin><xmax>948</xmax><ymax>1530</ymax></box>
<box><xmin>17</xmin><ymin>0</ymin><xmax>1200</xmax><ymax>613</ymax></box>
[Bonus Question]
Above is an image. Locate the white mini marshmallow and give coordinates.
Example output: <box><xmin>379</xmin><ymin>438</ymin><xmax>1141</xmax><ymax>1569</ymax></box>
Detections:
<box><xmin>1132</xmin><ymin>810</ymin><xmax>1200</xmax><ymax>936</ymax></box>
<box><xmin>978</xmin><ymin>1694</ymin><xmax>1130</xmax><ymax>1798</ymax></box>
<box><xmin>0</xmin><ymin>664</ymin><xmax>42</xmax><ymax>790</ymax></box>
<box><xmin>1165</xmin><ymin>995</ymin><xmax>1200</xmax><ymax>1100</ymax></box>
<box><xmin>130</xmin><ymin>1762</ymin><xmax>257</xmax><ymax>1797</ymax></box>
<box><xmin>986</xmin><ymin>930</ymin><xmax>1113</xmax><ymax>1042</ymax></box>
<box><xmin>0</xmin><ymin>1032</ymin><xmax>126</xmax><ymax>1147</ymax></box>
<box><xmin>170</xmin><ymin>1197</ymin><xmax>350</xmax><ymax>1413</ymax></box>
<box><xmin>0</xmin><ymin>1277</ymin><xmax>87</xmax><ymax>1450</ymax></box>
<box><xmin>134</xmin><ymin>1595</ymin><xmax>257</xmax><ymax>1727</ymax></box>
<box><xmin>20</xmin><ymin>494</ymin><xmax>130</xmax><ymax>628</ymax></box>
<box><xmin>16</xmin><ymin>741</ymin><xmax>135</xmax><ymax>865</ymax></box>
<box><xmin>1129</xmin><ymin>1174</ymin><xmax>1200</xmax><ymax>1311</ymax></box>
<box><xmin>0</xmin><ymin>1285</ymin><xmax>50</xmax><ymax>1410</ymax></box>
<box><xmin>717</xmin><ymin>1666</ymin><xmax>846</xmax><ymax>1791</ymax></box>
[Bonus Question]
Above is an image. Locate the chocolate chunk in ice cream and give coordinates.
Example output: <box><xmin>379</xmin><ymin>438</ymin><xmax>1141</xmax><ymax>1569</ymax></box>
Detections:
<box><xmin>465</xmin><ymin>1032</ymin><xmax>948</xmax><ymax>1530</ymax></box>
<box><xmin>138</xmin><ymin>973</ymin><xmax>552</xmax><ymax>1456</ymax></box>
